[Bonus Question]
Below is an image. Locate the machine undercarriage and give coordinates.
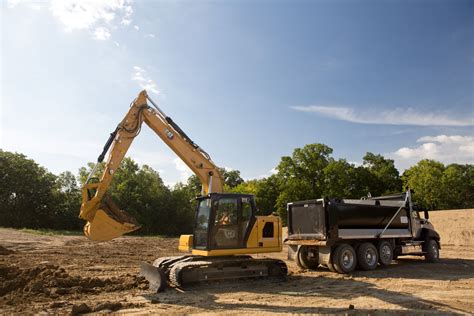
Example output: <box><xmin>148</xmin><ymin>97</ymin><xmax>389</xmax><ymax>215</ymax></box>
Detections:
<box><xmin>141</xmin><ymin>255</ymin><xmax>287</xmax><ymax>292</ymax></box>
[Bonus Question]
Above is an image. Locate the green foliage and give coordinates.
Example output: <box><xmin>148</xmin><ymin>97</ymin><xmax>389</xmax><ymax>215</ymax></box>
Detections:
<box><xmin>78</xmin><ymin>157</ymin><xmax>198</xmax><ymax>236</ymax></box>
<box><xmin>402</xmin><ymin>160</ymin><xmax>445</xmax><ymax>209</ymax></box>
<box><xmin>277</xmin><ymin>144</ymin><xmax>333</xmax><ymax>197</ymax></box>
<box><xmin>227</xmin><ymin>175</ymin><xmax>280</xmax><ymax>215</ymax></box>
<box><xmin>185</xmin><ymin>175</ymin><xmax>202</xmax><ymax>196</ymax></box>
<box><xmin>362</xmin><ymin>153</ymin><xmax>402</xmax><ymax>196</ymax></box>
<box><xmin>1</xmin><ymin>144</ymin><xmax>472</xmax><ymax>235</ymax></box>
<box><xmin>54</xmin><ymin>171</ymin><xmax>82</xmax><ymax>230</ymax></box>
<box><xmin>219</xmin><ymin>168</ymin><xmax>244</xmax><ymax>190</ymax></box>
<box><xmin>323</xmin><ymin>159</ymin><xmax>355</xmax><ymax>198</ymax></box>
<box><xmin>0</xmin><ymin>150</ymin><xmax>57</xmax><ymax>229</ymax></box>
<box><xmin>440</xmin><ymin>164</ymin><xmax>474</xmax><ymax>209</ymax></box>
<box><xmin>403</xmin><ymin>161</ymin><xmax>474</xmax><ymax>210</ymax></box>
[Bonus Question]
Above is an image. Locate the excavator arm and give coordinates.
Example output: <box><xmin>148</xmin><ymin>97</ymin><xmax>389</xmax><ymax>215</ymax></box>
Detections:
<box><xmin>79</xmin><ymin>90</ymin><xmax>223</xmax><ymax>241</ymax></box>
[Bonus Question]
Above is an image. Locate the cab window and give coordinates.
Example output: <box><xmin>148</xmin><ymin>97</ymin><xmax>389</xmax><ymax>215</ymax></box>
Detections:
<box><xmin>242</xmin><ymin>197</ymin><xmax>252</xmax><ymax>222</ymax></box>
<box><xmin>215</xmin><ymin>198</ymin><xmax>238</xmax><ymax>225</ymax></box>
<box><xmin>196</xmin><ymin>199</ymin><xmax>211</xmax><ymax>230</ymax></box>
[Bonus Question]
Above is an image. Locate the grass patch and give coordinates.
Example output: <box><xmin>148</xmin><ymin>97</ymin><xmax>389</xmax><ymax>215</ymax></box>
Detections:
<box><xmin>19</xmin><ymin>228</ymin><xmax>82</xmax><ymax>236</ymax></box>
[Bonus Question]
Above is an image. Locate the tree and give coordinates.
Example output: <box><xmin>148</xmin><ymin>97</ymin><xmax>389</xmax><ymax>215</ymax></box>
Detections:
<box><xmin>218</xmin><ymin>168</ymin><xmax>244</xmax><ymax>189</ymax></box>
<box><xmin>440</xmin><ymin>164</ymin><xmax>474</xmax><ymax>209</ymax></box>
<box><xmin>227</xmin><ymin>175</ymin><xmax>280</xmax><ymax>215</ymax></box>
<box><xmin>184</xmin><ymin>174</ymin><xmax>202</xmax><ymax>196</ymax></box>
<box><xmin>274</xmin><ymin>144</ymin><xmax>333</xmax><ymax>223</ymax></box>
<box><xmin>0</xmin><ymin>150</ymin><xmax>57</xmax><ymax>229</ymax></box>
<box><xmin>362</xmin><ymin>153</ymin><xmax>402</xmax><ymax>196</ymax></box>
<box><xmin>78</xmin><ymin>157</ymin><xmax>185</xmax><ymax>235</ymax></box>
<box><xmin>54</xmin><ymin>171</ymin><xmax>82</xmax><ymax>230</ymax></box>
<box><xmin>402</xmin><ymin>159</ymin><xmax>445</xmax><ymax>210</ymax></box>
<box><xmin>322</xmin><ymin>159</ymin><xmax>355</xmax><ymax>198</ymax></box>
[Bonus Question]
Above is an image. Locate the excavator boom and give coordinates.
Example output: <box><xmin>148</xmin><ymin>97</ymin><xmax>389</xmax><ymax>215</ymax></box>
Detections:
<box><xmin>79</xmin><ymin>91</ymin><xmax>223</xmax><ymax>241</ymax></box>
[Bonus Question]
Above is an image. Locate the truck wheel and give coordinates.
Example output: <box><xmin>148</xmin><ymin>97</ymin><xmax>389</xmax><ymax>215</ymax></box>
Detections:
<box><xmin>326</xmin><ymin>259</ymin><xmax>337</xmax><ymax>272</ymax></box>
<box><xmin>424</xmin><ymin>239</ymin><xmax>440</xmax><ymax>263</ymax></box>
<box><xmin>296</xmin><ymin>246</ymin><xmax>319</xmax><ymax>270</ymax></box>
<box><xmin>357</xmin><ymin>243</ymin><xmax>378</xmax><ymax>271</ymax></box>
<box><xmin>378</xmin><ymin>241</ymin><xmax>393</xmax><ymax>266</ymax></box>
<box><xmin>332</xmin><ymin>244</ymin><xmax>357</xmax><ymax>274</ymax></box>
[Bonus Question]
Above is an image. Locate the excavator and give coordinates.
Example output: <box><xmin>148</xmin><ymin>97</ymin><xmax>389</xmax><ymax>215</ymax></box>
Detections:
<box><xmin>79</xmin><ymin>90</ymin><xmax>287</xmax><ymax>291</ymax></box>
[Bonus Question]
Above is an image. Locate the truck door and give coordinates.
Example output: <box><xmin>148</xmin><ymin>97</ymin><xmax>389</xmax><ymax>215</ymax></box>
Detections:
<box><xmin>410</xmin><ymin>210</ymin><xmax>422</xmax><ymax>239</ymax></box>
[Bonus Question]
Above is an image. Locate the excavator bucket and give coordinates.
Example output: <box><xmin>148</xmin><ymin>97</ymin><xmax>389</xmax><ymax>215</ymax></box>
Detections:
<box><xmin>84</xmin><ymin>197</ymin><xmax>141</xmax><ymax>242</ymax></box>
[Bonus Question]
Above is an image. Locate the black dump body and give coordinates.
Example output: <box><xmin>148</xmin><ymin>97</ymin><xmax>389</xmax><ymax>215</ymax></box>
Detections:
<box><xmin>288</xmin><ymin>193</ymin><xmax>410</xmax><ymax>242</ymax></box>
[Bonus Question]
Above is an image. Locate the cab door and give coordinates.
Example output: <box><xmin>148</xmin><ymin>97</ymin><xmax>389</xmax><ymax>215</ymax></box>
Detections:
<box><xmin>212</xmin><ymin>197</ymin><xmax>241</xmax><ymax>249</ymax></box>
<box><xmin>193</xmin><ymin>198</ymin><xmax>212</xmax><ymax>250</ymax></box>
<box><xmin>209</xmin><ymin>195</ymin><xmax>256</xmax><ymax>250</ymax></box>
<box><xmin>410</xmin><ymin>210</ymin><xmax>423</xmax><ymax>239</ymax></box>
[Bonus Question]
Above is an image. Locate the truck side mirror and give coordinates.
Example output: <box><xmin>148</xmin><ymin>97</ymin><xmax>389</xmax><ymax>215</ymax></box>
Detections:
<box><xmin>424</xmin><ymin>210</ymin><xmax>429</xmax><ymax>220</ymax></box>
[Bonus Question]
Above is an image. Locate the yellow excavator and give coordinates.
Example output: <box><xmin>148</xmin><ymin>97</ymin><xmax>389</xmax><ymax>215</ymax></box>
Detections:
<box><xmin>79</xmin><ymin>90</ymin><xmax>287</xmax><ymax>291</ymax></box>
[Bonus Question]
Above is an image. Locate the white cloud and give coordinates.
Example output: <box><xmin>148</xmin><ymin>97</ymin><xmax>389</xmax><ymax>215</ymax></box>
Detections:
<box><xmin>291</xmin><ymin>105</ymin><xmax>473</xmax><ymax>127</ymax></box>
<box><xmin>173</xmin><ymin>157</ymin><xmax>193</xmax><ymax>182</ymax></box>
<box><xmin>349</xmin><ymin>161</ymin><xmax>362</xmax><ymax>167</ymax></box>
<box><xmin>131</xmin><ymin>66</ymin><xmax>159</xmax><ymax>95</ymax></box>
<box><xmin>93</xmin><ymin>27</ymin><xmax>111</xmax><ymax>40</ymax></box>
<box><xmin>133</xmin><ymin>25</ymin><xmax>139</xmax><ymax>30</ymax></box>
<box><xmin>50</xmin><ymin>0</ymin><xmax>133</xmax><ymax>40</ymax></box>
<box><xmin>145</xmin><ymin>33</ymin><xmax>156</xmax><ymax>38</ymax></box>
<box><xmin>242</xmin><ymin>168</ymin><xmax>278</xmax><ymax>181</ymax></box>
<box><xmin>391</xmin><ymin>134</ymin><xmax>474</xmax><ymax>170</ymax></box>
<box><xmin>7</xmin><ymin>0</ymin><xmax>21</xmax><ymax>8</ymax></box>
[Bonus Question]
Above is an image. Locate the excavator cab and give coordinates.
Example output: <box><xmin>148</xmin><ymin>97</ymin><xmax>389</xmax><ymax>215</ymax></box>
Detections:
<box><xmin>178</xmin><ymin>193</ymin><xmax>283</xmax><ymax>256</ymax></box>
<box><xmin>193</xmin><ymin>193</ymin><xmax>256</xmax><ymax>251</ymax></box>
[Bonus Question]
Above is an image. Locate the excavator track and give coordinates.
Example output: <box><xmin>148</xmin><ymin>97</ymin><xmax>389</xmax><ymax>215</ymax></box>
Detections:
<box><xmin>141</xmin><ymin>255</ymin><xmax>287</xmax><ymax>291</ymax></box>
<box><xmin>167</xmin><ymin>256</ymin><xmax>287</xmax><ymax>289</ymax></box>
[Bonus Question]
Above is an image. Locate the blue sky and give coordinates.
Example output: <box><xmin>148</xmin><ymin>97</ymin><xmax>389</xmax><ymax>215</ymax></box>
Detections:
<box><xmin>1</xmin><ymin>0</ymin><xmax>473</xmax><ymax>186</ymax></box>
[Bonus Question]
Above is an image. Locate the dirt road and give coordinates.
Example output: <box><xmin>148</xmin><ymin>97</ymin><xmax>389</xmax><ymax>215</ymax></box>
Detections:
<box><xmin>1</xmin><ymin>209</ymin><xmax>473</xmax><ymax>314</ymax></box>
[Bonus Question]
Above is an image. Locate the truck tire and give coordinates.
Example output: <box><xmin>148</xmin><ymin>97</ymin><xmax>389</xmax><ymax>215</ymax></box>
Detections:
<box><xmin>296</xmin><ymin>246</ymin><xmax>319</xmax><ymax>270</ymax></box>
<box><xmin>357</xmin><ymin>242</ymin><xmax>378</xmax><ymax>271</ymax></box>
<box><xmin>424</xmin><ymin>239</ymin><xmax>440</xmax><ymax>263</ymax></box>
<box><xmin>378</xmin><ymin>241</ymin><xmax>393</xmax><ymax>266</ymax></box>
<box><xmin>332</xmin><ymin>244</ymin><xmax>357</xmax><ymax>274</ymax></box>
<box><xmin>326</xmin><ymin>250</ymin><xmax>337</xmax><ymax>273</ymax></box>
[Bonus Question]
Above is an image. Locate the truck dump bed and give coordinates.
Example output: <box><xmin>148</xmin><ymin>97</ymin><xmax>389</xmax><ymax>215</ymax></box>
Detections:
<box><xmin>287</xmin><ymin>194</ymin><xmax>413</xmax><ymax>244</ymax></box>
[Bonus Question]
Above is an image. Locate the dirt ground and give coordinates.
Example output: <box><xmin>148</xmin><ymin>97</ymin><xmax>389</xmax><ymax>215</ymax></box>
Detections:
<box><xmin>1</xmin><ymin>209</ymin><xmax>473</xmax><ymax>315</ymax></box>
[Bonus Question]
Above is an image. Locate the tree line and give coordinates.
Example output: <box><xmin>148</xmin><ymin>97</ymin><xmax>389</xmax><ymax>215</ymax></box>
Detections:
<box><xmin>0</xmin><ymin>144</ymin><xmax>472</xmax><ymax>234</ymax></box>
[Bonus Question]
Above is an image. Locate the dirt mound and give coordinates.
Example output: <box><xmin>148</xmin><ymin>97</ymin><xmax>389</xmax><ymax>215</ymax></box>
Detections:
<box><xmin>0</xmin><ymin>246</ymin><xmax>14</xmax><ymax>255</ymax></box>
<box><xmin>0</xmin><ymin>263</ymin><xmax>147</xmax><ymax>300</ymax></box>
<box><xmin>70</xmin><ymin>301</ymin><xmax>130</xmax><ymax>315</ymax></box>
<box><xmin>430</xmin><ymin>209</ymin><xmax>474</xmax><ymax>246</ymax></box>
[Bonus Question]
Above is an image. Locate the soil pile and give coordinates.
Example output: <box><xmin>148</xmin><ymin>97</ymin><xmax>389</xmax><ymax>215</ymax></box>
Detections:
<box><xmin>0</xmin><ymin>262</ymin><xmax>147</xmax><ymax>300</ymax></box>
<box><xmin>429</xmin><ymin>209</ymin><xmax>474</xmax><ymax>246</ymax></box>
<box><xmin>0</xmin><ymin>246</ymin><xmax>13</xmax><ymax>255</ymax></box>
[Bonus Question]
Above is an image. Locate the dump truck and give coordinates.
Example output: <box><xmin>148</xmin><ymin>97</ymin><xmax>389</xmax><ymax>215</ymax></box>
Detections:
<box><xmin>286</xmin><ymin>190</ymin><xmax>440</xmax><ymax>273</ymax></box>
